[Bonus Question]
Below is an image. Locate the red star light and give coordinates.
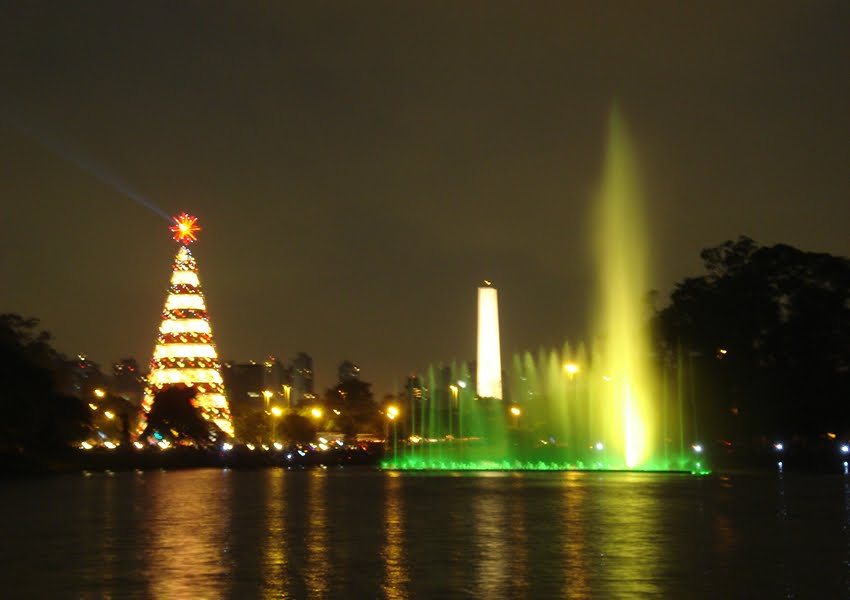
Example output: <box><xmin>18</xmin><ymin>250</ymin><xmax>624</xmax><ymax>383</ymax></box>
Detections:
<box><xmin>170</xmin><ymin>213</ymin><xmax>201</xmax><ymax>244</ymax></box>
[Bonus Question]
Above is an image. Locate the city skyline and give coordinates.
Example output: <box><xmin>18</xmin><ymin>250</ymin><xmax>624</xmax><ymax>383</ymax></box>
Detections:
<box><xmin>1</xmin><ymin>3</ymin><xmax>847</xmax><ymax>395</ymax></box>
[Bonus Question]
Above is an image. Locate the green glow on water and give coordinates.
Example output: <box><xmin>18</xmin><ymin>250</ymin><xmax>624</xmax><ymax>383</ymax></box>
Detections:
<box><xmin>381</xmin><ymin>456</ymin><xmax>710</xmax><ymax>476</ymax></box>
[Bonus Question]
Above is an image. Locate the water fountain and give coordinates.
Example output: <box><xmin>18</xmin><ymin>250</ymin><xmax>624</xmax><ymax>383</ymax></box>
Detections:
<box><xmin>385</xmin><ymin>109</ymin><xmax>705</xmax><ymax>473</ymax></box>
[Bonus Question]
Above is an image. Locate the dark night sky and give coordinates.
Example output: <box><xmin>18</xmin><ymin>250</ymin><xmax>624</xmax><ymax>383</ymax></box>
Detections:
<box><xmin>1</xmin><ymin>2</ymin><xmax>847</xmax><ymax>395</ymax></box>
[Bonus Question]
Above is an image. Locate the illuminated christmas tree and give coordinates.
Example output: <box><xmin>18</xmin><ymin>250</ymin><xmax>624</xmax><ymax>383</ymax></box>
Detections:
<box><xmin>137</xmin><ymin>213</ymin><xmax>235</xmax><ymax>438</ymax></box>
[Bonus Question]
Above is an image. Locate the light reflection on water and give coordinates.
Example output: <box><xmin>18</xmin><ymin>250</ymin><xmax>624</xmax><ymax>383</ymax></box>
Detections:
<box><xmin>304</xmin><ymin>470</ymin><xmax>329</xmax><ymax>599</ymax></box>
<box><xmin>145</xmin><ymin>469</ymin><xmax>232</xmax><ymax>599</ymax></box>
<box><xmin>261</xmin><ymin>469</ymin><xmax>289</xmax><ymax>600</ymax></box>
<box><xmin>2</xmin><ymin>470</ymin><xmax>850</xmax><ymax>598</ymax></box>
<box><xmin>507</xmin><ymin>474</ymin><xmax>529</xmax><ymax>599</ymax></box>
<box><xmin>382</xmin><ymin>472</ymin><xmax>409</xmax><ymax>600</ymax></box>
<box><xmin>593</xmin><ymin>473</ymin><xmax>663</xmax><ymax>597</ymax></box>
<box><xmin>474</xmin><ymin>476</ymin><xmax>510</xmax><ymax>598</ymax></box>
<box><xmin>562</xmin><ymin>472</ymin><xmax>589</xmax><ymax>599</ymax></box>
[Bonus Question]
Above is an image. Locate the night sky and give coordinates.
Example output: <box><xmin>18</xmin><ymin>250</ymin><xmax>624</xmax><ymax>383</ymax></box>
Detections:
<box><xmin>1</xmin><ymin>2</ymin><xmax>847</xmax><ymax>395</ymax></box>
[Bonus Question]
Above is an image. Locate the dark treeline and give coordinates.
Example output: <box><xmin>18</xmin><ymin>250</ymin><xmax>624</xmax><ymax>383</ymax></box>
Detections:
<box><xmin>0</xmin><ymin>315</ymin><xmax>92</xmax><ymax>453</ymax></box>
<box><xmin>654</xmin><ymin>236</ymin><xmax>850</xmax><ymax>453</ymax></box>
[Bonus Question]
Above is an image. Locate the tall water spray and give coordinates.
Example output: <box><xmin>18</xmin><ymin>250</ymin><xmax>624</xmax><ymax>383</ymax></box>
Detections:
<box><xmin>593</xmin><ymin>108</ymin><xmax>655</xmax><ymax>468</ymax></box>
<box><xmin>385</xmin><ymin>108</ymin><xmax>702</xmax><ymax>473</ymax></box>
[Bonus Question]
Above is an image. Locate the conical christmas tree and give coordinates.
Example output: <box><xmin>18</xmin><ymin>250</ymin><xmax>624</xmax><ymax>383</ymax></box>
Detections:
<box><xmin>137</xmin><ymin>213</ymin><xmax>234</xmax><ymax>438</ymax></box>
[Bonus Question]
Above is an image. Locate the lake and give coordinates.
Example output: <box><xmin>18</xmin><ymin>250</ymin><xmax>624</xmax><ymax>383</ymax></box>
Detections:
<box><xmin>1</xmin><ymin>468</ymin><xmax>848</xmax><ymax>598</ymax></box>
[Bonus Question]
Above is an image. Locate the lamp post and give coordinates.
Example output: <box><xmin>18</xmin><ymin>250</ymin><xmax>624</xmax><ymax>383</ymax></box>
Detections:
<box><xmin>270</xmin><ymin>406</ymin><xmax>282</xmax><ymax>442</ymax></box>
<box><xmin>510</xmin><ymin>405</ymin><xmax>521</xmax><ymax>428</ymax></box>
<box><xmin>387</xmin><ymin>405</ymin><xmax>399</xmax><ymax>459</ymax></box>
<box><xmin>449</xmin><ymin>384</ymin><xmax>458</xmax><ymax>440</ymax></box>
<box><xmin>263</xmin><ymin>390</ymin><xmax>274</xmax><ymax>442</ymax></box>
<box><xmin>457</xmin><ymin>381</ymin><xmax>467</xmax><ymax>454</ymax></box>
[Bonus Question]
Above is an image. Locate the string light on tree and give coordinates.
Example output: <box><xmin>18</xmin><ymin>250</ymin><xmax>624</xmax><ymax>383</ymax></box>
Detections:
<box><xmin>137</xmin><ymin>213</ymin><xmax>235</xmax><ymax>438</ymax></box>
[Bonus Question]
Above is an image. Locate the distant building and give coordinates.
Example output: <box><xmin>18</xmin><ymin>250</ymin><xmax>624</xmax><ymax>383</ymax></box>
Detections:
<box><xmin>292</xmin><ymin>352</ymin><xmax>314</xmax><ymax>405</ymax></box>
<box><xmin>338</xmin><ymin>360</ymin><xmax>360</xmax><ymax>383</ymax></box>
<box><xmin>405</xmin><ymin>375</ymin><xmax>423</xmax><ymax>402</ymax></box>
<box><xmin>221</xmin><ymin>361</ymin><xmax>264</xmax><ymax>410</ymax></box>
<box><xmin>263</xmin><ymin>356</ymin><xmax>287</xmax><ymax>400</ymax></box>
<box><xmin>112</xmin><ymin>358</ymin><xmax>145</xmax><ymax>405</ymax></box>
<box><xmin>63</xmin><ymin>354</ymin><xmax>106</xmax><ymax>398</ymax></box>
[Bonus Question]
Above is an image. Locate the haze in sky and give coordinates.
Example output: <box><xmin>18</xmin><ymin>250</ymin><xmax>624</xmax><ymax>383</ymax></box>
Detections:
<box><xmin>1</xmin><ymin>2</ymin><xmax>847</xmax><ymax>394</ymax></box>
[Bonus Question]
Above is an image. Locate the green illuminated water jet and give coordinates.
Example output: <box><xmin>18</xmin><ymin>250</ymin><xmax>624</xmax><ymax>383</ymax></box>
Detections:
<box><xmin>385</xmin><ymin>108</ymin><xmax>706</xmax><ymax>474</ymax></box>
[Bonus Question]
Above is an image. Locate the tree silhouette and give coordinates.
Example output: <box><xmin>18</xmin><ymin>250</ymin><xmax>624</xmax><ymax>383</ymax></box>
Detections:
<box><xmin>141</xmin><ymin>386</ymin><xmax>221</xmax><ymax>446</ymax></box>
<box><xmin>324</xmin><ymin>379</ymin><xmax>380</xmax><ymax>435</ymax></box>
<box><xmin>656</xmin><ymin>237</ymin><xmax>850</xmax><ymax>440</ymax></box>
<box><xmin>0</xmin><ymin>314</ymin><xmax>90</xmax><ymax>449</ymax></box>
<box><xmin>281</xmin><ymin>413</ymin><xmax>317</xmax><ymax>444</ymax></box>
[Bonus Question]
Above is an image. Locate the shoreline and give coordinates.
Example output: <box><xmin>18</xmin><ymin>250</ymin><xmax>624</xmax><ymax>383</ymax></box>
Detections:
<box><xmin>2</xmin><ymin>446</ymin><xmax>848</xmax><ymax>478</ymax></box>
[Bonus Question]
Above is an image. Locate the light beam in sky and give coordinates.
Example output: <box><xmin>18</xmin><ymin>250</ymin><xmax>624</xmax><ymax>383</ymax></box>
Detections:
<box><xmin>1</xmin><ymin>104</ymin><xmax>172</xmax><ymax>221</ymax></box>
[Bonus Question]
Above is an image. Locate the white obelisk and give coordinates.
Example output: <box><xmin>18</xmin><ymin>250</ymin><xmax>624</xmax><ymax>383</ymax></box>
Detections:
<box><xmin>476</xmin><ymin>282</ymin><xmax>502</xmax><ymax>399</ymax></box>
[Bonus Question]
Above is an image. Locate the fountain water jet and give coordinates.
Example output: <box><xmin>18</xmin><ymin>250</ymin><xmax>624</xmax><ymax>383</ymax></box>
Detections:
<box><xmin>593</xmin><ymin>107</ymin><xmax>654</xmax><ymax>468</ymax></box>
<box><xmin>385</xmin><ymin>108</ymin><xmax>705</xmax><ymax>473</ymax></box>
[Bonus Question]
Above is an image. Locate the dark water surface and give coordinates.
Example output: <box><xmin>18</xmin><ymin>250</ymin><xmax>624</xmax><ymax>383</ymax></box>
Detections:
<box><xmin>1</xmin><ymin>468</ymin><xmax>849</xmax><ymax>598</ymax></box>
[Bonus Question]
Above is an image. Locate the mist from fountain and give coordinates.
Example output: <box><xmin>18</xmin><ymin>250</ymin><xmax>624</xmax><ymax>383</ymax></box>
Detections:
<box><xmin>385</xmin><ymin>109</ymin><xmax>705</xmax><ymax>473</ymax></box>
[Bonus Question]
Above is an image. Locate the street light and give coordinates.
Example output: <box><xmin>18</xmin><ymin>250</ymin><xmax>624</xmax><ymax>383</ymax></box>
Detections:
<box><xmin>270</xmin><ymin>406</ymin><xmax>283</xmax><ymax>441</ymax></box>
<box><xmin>94</xmin><ymin>389</ymin><xmax>106</xmax><ymax>398</ymax></box>
<box><xmin>449</xmin><ymin>385</ymin><xmax>458</xmax><ymax>439</ymax></box>
<box><xmin>263</xmin><ymin>390</ymin><xmax>274</xmax><ymax>443</ymax></box>
<box><xmin>564</xmin><ymin>364</ymin><xmax>579</xmax><ymax>378</ymax></box>
<box><xmin>386</xmin><ymin>405</ymin><xmax>400</xmax><ymax>458</ymax></box>
<box><xmin>509</xmin><ymin>405</ymin><xmax>521</xmax><ymax>428</ymax></box>
<box><xmin>311</xmin><ymin>407</ymin><xmax>323</xmax><ymax>419</ymax></box>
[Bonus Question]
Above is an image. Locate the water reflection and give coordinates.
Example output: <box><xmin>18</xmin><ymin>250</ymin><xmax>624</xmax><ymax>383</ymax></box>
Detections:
<box><xmin>713</xmin><ymin>475</ymin><xmax>736</xmax><ymax>557</ymax></box>
<box><xmin>843</xmin><ymin>476</ymin><xmax>850</xmax><ymax>597</ymax></box>
<box><xmin>262</xmin><ymin>469</ymin><xmax>290</xmax><ymax>600</ymax></box>
<box><xmin>381</xmin><ymin>472</ymin><xmax>409</xmax><ymax>600</ymax></box>
<box><xmin>145</xmin><ymin>469</ymin><xmax>232</xmax><ymax>599</ymax></box>
<box><xmin>593</xmin><ymin>474</ymin><xmax>662</xmax><ymax>596</ymax></box>
<box><xmin>562</xmin><ymin>472</ymin><xmax>589</xmax><ymax>599</ymax></box>
<box><xmin>507</xmin><ymin>474</ymin><xmax>529</xmax><ymax>599</ymax></box>
<box><xmin>15</xmin><ymin>469</ymin><xmax>850</xmax><ymax>598</ymax></box>
<box><xmin>79</xmin><ymin>474</ymin><xmax>118</xmax><ymax>600</ymax></box>
<box><xmin>305</xmin><ymin>470</ymin><xmax>329</xmax><ymax>599</ymax></box>
<box><xmin>474</xmin><ymin>475</ymin><xmax>512</xmax><ymax>597</ymax></box>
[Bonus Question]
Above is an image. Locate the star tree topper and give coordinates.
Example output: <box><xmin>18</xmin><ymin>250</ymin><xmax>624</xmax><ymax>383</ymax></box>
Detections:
<box><xmin>170</xmin><ymin>213</ymin><xmax>201</xmax><ymax>244</ymax></box>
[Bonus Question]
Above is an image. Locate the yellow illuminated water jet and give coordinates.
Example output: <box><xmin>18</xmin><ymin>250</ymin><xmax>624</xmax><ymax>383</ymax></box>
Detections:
<box><xmin>593</xmin><ymin>107</ymin><xmax>655</xmax><ymax>468</ymax></box>
<box><xmin>385</xmin><ymin>107</ymin><xmax>704</xmax><ymax>473</ymax></box>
